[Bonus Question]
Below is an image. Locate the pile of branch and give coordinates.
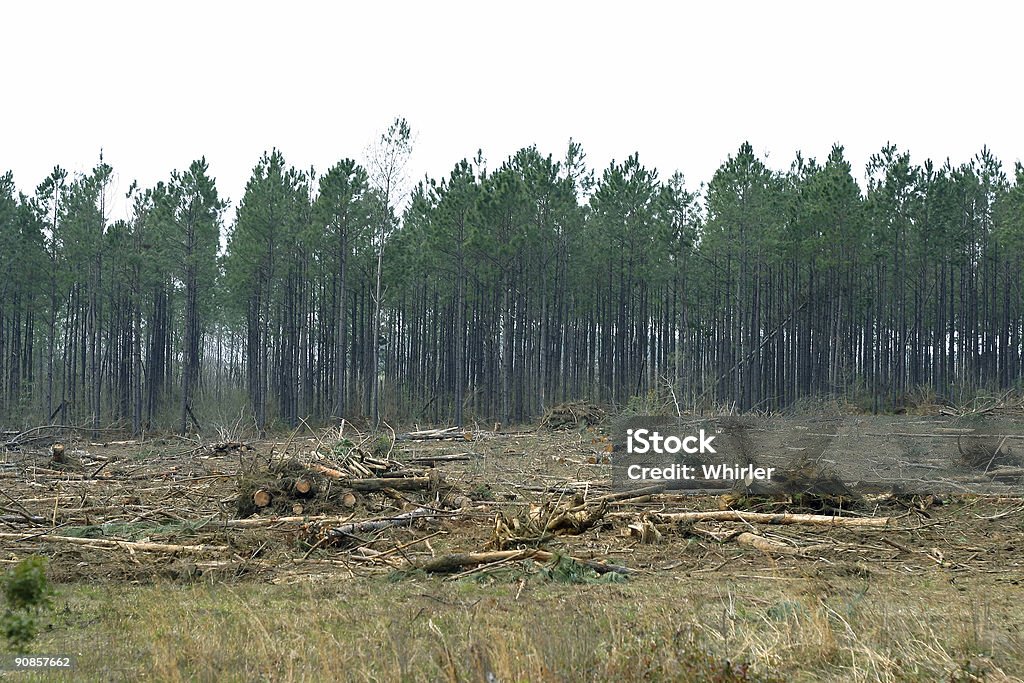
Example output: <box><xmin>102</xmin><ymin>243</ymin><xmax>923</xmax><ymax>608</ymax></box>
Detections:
<box><xmin>395</xmin><ymin>427</ymin><xmax>470</xmax><ymax>442</ymax></box>
<box><xmin>631</xmin><ymin>509</ymin><xmax>893</xmax><ymax>556</ymax></box>
<box><xmin>192</xmin><ymin>440</ymin><xmax>255</xmax><ymax>457</ymax></box>
<box><xmin>491</xmin><ymin>500</ymin><xmax>608</xmax><ymax>548</ymax></box>
<box><xmin>306</xmin><ymin>450</ymin><xmax>423</xmax><ymax>480</ymax></box>
<box><xmin>539</xmin><ymin>402</ymin><xmax>606</xmax><ymax>430</ymax></box>
<box><xmin>298</xmin><ymin>506</ymin><xmax>445</xmax><ymax>549</ymax></box>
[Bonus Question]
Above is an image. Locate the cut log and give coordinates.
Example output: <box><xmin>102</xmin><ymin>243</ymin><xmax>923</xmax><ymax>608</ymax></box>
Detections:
<box><xmin>341</xmin><ymin>492</ymin><xmax>358</xmax><ymax>508</ymax></box>
<box><xmin>291</xmin><ymin>503</ymin><xmax>304</xmax><ymax>515</ymax></box>
<box><xmin>307</xmin><ymin>462</ymin><xmax>346</xmax><ymax>479</ymax></box>
<box><xmin>253</xmin><ymin>489</ymin><xmax>272</xmax><ymax>508</ymax></box>
<box><xmin>294</xmin><ymin>478</ymin><xmax>313</xmax><ymax>494</ymax></box>
<box><xmin>646</xmin><ymin>511</ymin><xmax>889</xmax><ymax>527</ymax></box>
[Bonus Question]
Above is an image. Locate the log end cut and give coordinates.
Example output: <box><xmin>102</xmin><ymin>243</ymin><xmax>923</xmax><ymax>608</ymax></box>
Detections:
<box><xmin>253</xmin><ymin>489</ymin><xmax>272</xmax><ymax>508</ymax></box>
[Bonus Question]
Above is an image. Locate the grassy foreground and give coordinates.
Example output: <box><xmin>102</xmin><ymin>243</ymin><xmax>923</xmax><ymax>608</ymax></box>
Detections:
<box><xmin>23</xmin><ymin>566</ymin><xmax>1023</xmax><ymax>682</ymax></box>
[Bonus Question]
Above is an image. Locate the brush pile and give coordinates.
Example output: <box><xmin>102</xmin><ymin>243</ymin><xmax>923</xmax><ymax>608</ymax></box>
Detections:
<box><xmin>236</xmin><ymin>435</ymin><xmax>444</xmax><ymax>518</ymax></box>
<box><xmin>539</xmin><ymin>402</ymin><xmax>606</xmax><ymax>430</ymax></box>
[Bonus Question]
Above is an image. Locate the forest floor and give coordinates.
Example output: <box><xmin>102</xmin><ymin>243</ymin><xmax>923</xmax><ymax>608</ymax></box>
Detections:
<box><xmin>1</xmin><ymin>412</ymin><xmax>1023</xmax><ymax>682</ymax></box>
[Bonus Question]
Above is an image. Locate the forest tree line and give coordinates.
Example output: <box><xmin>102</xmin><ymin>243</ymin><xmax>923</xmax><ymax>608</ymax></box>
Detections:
<box><xmin>2</xmin><ymin>131</ymin><xmax>1023</xmax><ymax>433</ymax></box>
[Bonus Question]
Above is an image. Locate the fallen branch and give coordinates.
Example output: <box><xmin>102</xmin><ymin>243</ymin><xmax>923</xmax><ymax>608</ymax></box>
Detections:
<box><xmin>0</xmin><ymin>531</ymin><xmax>228</xmax><ymax>554</ymax></box>
<box><xmin>396</xmin><ymin>427</ymin><xmax>467</xmax><ymax>441</ymax></box>
<box><xmin>591</xmin><ymin>484</ymin><xmax>665</xmax><ymax>502</ymax></box>
<box><xmin>0</xmin><ymin>513</ymin><xmax>46</xmax><ymax>525</ymax></box>
<box><xmin>571</xmin><ymin>485</ymin><xmax>665</xmax><ymax>511</ymax></box>
<box><xmin>734</xmin><ymin>531</ymin><xmax>805</xmax><ymax>555</ymax></box>
<box><xmin>647</xmin><ymin>511</ymin><xmax>890</xmax><ymax>527</ymax></box>
<box><xmin>3</xmin><ymin>424</ymin><xmax>121</xmax><ymax>448</ymax></box>
<box><xmin>407</xmin><ymin>453</ymin><xmax>474</xmax><ymax>464</ymax></box>
<box><xmin>325</xmin><ymin>507</ymin><xmax>440</xmax><ymax>535</ymax></box>
<box><xmin>306</xmin><ymin>462</ymin><xmax>346</xmax><ymax>479</ymax></box>
<box><xmin>419</xmin><ymin>549</ymin><xmax>631</xmax><ymax>575</ymax></box>
<box><xmin>303</xmin><ymin>507</ymin><xmax>450</xmax><ymax>548</ymax></box>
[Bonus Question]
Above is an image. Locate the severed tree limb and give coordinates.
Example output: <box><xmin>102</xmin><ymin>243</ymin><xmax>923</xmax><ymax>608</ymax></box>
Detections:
<box><xmin>50</xmin><ymin>512</ymin><xmax>421</xmax><ymax>531</ymax></box>
<box><xmin>419</xmin><ymin>549</ymin><xmax>631</xmax><ymax>575</ymax></box>
<box><xmin>306</xmin><ymin>462</ymin><xmax>346</xmax><ymax>478</ymax></box>
<box><xmin>687</xmin><ymin>526</ymin><xmax>822</xmax><ymax>555</ymax></box>
<box><xmin>588</xmin><ymin>484</ymin><xmax>666</xmax><ymax>502</ymax></box>
<box><xmin>407</xmin><ymin>453</ymin><xmax>473</xmax><ymax>464</ymax></box>
<box><xmin>544</xmin><ymin>502</ymin><xmax>607</xmax><ymax>534</ymax></box>
<box><xmin>734</xmin><ymin>532</ymin><xmax>807</xmax><ymax>555</ymax></box>
<box><xmin>645</xmin><ymin>511</ymin><xmax>890</xmax><ymax>527</ymax></box>
<box><xmin>0</xmin><ymin>531</ymin><xmax>228</xmax><ymax>554</ymax></box>
<box><xmin>316</xmin><ymin>507</ymin><xmax>447</xmax><ymax>544</ymax></box>
<box><xmin>396</xmin><ymin>427</ymin><xmax>466</xmax><ymax>441</ymax></box>
<box><xmin>567</xmin><ymin>485</ymin><xmax>666</xmax><ymax>513</ymax></box>
<box><xmin>1</xmin><ymin>513</ymin><xmax>46</xmax><ymax>525</ymax></box>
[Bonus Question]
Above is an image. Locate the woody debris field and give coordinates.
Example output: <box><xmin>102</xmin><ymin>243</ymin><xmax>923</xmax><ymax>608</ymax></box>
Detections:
<box><xmin>1</xmin><ymin>402</ymin><xmax>1023</xmax><ymax>681</ymax></box>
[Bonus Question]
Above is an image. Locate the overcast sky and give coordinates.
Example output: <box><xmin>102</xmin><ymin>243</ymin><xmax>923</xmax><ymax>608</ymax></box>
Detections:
<box><xmin>2</xmin><ymin>1</ymin><xmax>1020</xmax><ymax>220</ymax></box>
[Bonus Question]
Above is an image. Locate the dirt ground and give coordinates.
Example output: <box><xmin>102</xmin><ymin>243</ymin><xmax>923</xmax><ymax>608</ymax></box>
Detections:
<box><xmin>1</xmin><ymin>413</ymin><xmax>1023</xmax><ymax>681</ymax></box>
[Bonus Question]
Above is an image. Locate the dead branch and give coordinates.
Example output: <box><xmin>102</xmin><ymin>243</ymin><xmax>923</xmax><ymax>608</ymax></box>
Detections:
<box><xmin>407</xmin><ymin>453</ymin><xmax>474</xmax><ymax>464</ymax></box>
<box><xmin>395</xmin><ymin>427</ymin><xmax>467</xmax><ymax>441</ymax></box>
<box><xmin>302</xmin><ymin>507</ymin><xmax>451</xmax><ymax>548</ymax></box>
<box><xmin>645</xmin><ymin>511</ymin><xmax>890</xmax><ymax>527</ymax></box>
<box><xmin>419</xmin><ymin>548</ymin><xmax>630</xmax><ymax>575</ymax></box>
<box><xmin>734</xmin><ymin>531</ymin><xmax>804</xmax><ymax>555</ymax></box>
<box><xmin>0</xmin><ymin>531</ymin><xmax>228</xmax><ymax>554</ymax></box>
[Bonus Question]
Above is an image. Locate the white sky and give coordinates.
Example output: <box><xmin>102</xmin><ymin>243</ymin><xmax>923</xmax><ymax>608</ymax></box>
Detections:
<box><xmin>1</xmin><ymin>1</ymin><xmax>1021</xmax><ymax>220</ymax></box>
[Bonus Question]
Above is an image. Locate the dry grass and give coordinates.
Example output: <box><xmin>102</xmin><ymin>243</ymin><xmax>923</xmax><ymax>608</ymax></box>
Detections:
<box><xmin>25</xmin><ymin>568</ymin><xmax>1023</xmax><ymax>682</ymax></box>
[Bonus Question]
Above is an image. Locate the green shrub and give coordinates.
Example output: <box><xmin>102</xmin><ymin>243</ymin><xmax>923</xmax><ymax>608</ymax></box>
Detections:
<box><xmin>2</xmin><ymin>556</ymin><xmax>53</xmax><ymax>652</ymax></box>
